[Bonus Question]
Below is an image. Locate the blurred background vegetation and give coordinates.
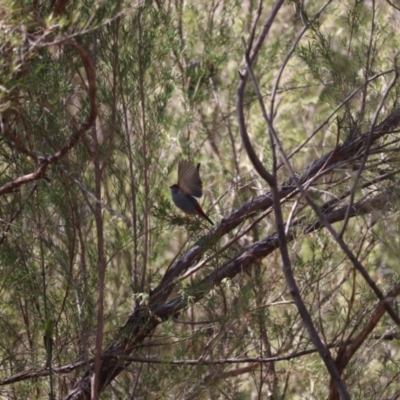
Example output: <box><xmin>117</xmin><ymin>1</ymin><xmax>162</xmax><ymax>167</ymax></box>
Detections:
<box><xmin>0</xmin><ymin>0</ymin><xmax>400</xmax><ymax>398</ymax></box>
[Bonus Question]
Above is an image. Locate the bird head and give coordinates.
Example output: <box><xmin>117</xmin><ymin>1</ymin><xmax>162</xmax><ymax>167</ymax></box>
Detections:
<box><xmin>169</xmin><ymin>184</ymin><xmax>180</xmax><ymax>193</ymax></box>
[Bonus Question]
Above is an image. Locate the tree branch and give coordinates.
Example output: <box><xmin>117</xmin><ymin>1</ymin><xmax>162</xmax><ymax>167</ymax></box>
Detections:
<box><xmin>0</xmin><ymin>39</ymin><xmax>97</xmax><ymax>197</ymax></box>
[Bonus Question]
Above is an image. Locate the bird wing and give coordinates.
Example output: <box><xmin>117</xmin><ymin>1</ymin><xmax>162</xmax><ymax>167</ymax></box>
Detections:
<box><xmin>178</xmin><ymin>159</ymin><xmax>203</xmax><ymax>197</ymax></box>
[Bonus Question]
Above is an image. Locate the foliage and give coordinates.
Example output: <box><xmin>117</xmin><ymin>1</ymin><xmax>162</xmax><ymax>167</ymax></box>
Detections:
<box><xmin>0</xmin><ymin>0</ymin><xmax>400</xmax><ymax>399</ymax></box>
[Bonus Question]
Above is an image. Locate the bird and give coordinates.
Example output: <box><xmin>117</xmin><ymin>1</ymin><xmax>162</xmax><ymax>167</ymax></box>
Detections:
<box><xmin>169</xmin><ymin>159</ymin><xmax>214</xmax><ymax>225</ymax></box>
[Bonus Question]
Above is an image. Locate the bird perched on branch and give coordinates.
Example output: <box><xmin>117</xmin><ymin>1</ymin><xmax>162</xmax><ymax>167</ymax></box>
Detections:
<box><xmin>169</xmin><ymin>160</ymin><xmax>214</xmax><ymax>225</ymax></box>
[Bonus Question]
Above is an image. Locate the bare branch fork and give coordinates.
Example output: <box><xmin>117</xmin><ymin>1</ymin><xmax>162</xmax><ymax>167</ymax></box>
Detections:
<box><xmin>237</xmin><ymin>1</ymin><xmax>350</xmax><ymax>398</ymax></box>
<box><xmin>236</xmin><ymin>1</ymin><xmax>400</xmax><ymax>400</ymax></box>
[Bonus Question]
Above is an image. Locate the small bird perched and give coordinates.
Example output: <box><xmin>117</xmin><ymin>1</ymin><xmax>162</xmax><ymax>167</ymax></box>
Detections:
<box><xmin>170</xmin><ymin>160</ymin><xmax>214</xmax><ymax>225</ymax></box>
